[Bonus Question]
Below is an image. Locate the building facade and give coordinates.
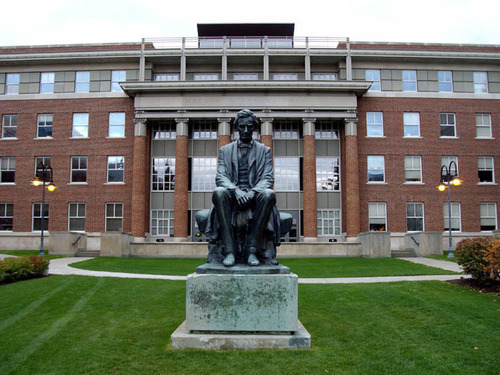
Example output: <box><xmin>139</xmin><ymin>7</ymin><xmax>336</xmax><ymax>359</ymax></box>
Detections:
<box><xmin>0</xmin><ymin>24</ymin><xmax>499</xmax><ymax>252</ymax></box>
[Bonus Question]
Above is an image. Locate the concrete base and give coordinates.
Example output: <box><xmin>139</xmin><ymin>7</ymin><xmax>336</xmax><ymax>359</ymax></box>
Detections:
<box><xmin>171</xmin><ymin>320</ymin><xmax>311</xmax><ymax>350</ymax></box>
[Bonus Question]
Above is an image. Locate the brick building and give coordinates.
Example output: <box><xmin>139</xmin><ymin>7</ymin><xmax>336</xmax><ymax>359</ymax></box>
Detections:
<box><xmin>0</xmin><ymin>24</ymin><xmax>498</xmax><ymax>254</ymax></box>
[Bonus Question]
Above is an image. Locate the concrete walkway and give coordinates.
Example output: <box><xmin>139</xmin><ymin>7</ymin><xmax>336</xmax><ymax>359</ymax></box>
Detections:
<box><xmin>45</xmin><ymin>256</ymin><xmax>467</xmax><ymax>284</ymax></box>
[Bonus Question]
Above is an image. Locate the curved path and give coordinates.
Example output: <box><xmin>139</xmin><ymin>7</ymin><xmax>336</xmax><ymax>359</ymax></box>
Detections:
<box><xmin>45</xmin><ymin>256</ymin><xmax>467</xmax><ymax>284</ymax></box>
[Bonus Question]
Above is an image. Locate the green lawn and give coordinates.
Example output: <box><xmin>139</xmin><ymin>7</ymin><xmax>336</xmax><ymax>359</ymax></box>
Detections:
<box><xmin>0</xmin><ymin>276</ymin><xmax>498</xmax><ymax>374</ymax></box>
<box><xmin>0</xmin><ymin>250</ymin><xmax>63</xmax><ymax>260</ymax></box>
<box><xmin>70</xmin><ymin>256</ymin><xmax>459</xmax><ymax>278</ymax></box>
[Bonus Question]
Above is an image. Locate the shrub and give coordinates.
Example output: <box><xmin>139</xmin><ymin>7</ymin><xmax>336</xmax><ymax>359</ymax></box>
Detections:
<box><xmin>483</xmin><ymin>238</ymin><xmax>500</xmax><ymax>281</ymax></box>
<box><xmin>455</xmin><ymin>237</ymin><xmax>496</xmax><ymax>284</ymax></box>
<box><xmin>0</xmin><ymin>256</ymin><xmax>50</xmax><ymax>284</ymax></box>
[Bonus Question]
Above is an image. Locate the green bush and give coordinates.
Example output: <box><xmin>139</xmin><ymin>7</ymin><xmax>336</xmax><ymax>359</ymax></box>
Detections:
<box><xmin>455</xmin><ymin>237</ymin><xmax>497</xmax><ymax>284</ymax></box>
<box><xmin>484</xmin><ymin>238</ymin><xmax>500</xmax><ymax>281</ymax></box>
<box><xmin>0</xmin><ymin>256</ymin><xmax>50</xmax><ymax>284</ymax></box>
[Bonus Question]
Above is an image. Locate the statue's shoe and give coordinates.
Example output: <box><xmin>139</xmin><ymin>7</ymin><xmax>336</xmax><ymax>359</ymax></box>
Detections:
<box><xmin>247</xmin><ymin>253</ymin><xmax>259</xmax><ymax>266</ymax></box>
<box><xmin>223</xmin><ymin>253</ymin><xmax>235</xmax><ymax>267</ymax></box>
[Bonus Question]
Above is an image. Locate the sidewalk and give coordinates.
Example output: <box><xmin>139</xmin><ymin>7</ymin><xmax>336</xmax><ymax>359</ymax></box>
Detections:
<box><xmin>46</xmin><ymin>256</ymin><xmax>467</xmax><ymax>284</ymax></box>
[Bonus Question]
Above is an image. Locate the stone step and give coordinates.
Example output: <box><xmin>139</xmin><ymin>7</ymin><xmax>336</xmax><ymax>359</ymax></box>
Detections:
<box><xmin>76</xmin><ymin>249</ymin><xmax>100</xmax><ymax>257</ymax></box>
<box><xmin>391</xmin><ymin>249</ymin><xmax>417</xmax><ymax>258</ymax></box>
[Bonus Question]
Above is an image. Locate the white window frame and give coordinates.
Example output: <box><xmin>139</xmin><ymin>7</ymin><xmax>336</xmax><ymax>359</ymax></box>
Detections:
<box><xmin>105</xmin><ymin>203</ymin><xmax>123</xmax><ymax>232</ymax></box>
<box><xmin>109</xmin><ymin>112</ymin><xmax>125</xmax><ymax>138</ymax></box>
<box><xmin>192</xmin><ymin>120</ymin><xmax>217</xmax><ymax>139</ymax></box>
<box><xmin>191</xmin><ymin>157</ymin><xmax>217</xmax><ymax>191</ymax></box>
<box><xmin>402</xmin><ymin>70</ymin><xmax>417</xmax><ymax>92</ymax></box>
<box><xmin>37</xmin><ymin>114</ymin><xmax>53</xmax><ymax>138</ymax></box>
<box><xmin>312</xmin><ymin>73</ymin><xmax>337</xmax><ymax>80</ymax></box>
<box><xmin>68</xmin><ymin>203</ymin><xmax>86</xmax><ymax>232</ymax></box>
<box><xmin>403</xmin><ymin>112</ymin><xmax>420</xmax><ymax>137</ymax></box>
<box><xmin>315</xmin><ymin>121</ymin><xmax>339</xmax><ymax>139</ymax></box>
<box><xmin>366</xmin><ymin>112</ymin><xmax>384</xmax><ymax>137</ymax></box>
<box><xmin>439</xmin><ymin>113</ymin><xmax>456</xmax><ymax>138</ymax></box>
<box><xmin>476</xmin><ymin>114</ymin><xmax>492</xmax><ymax>138</ymax></box>
<box><xmin>441</xmin><ymin>156</ymin><xmax>458</xmax><ymax>175</ymax></box>
<box><xmin>40</xmin><ymin>72</ymin><xmax>55</xmax><ymax>94</ymax></box>
<box><xmin>75</xmin><ymin>71</ymin><xmax>90</xmax><ymax>93</ymax></box>
<box><xmin>154</xmin><ymin>74</ymin><xmax>179</xmax><ymax>81</ymax></box>
<box><xmin>2</xmin><ymin>114</ymin><xmax>17</xmax><ymax>138</ymax></box>
<box><xmin>404</xmin><ymin>156</ymin><xmax>422</xmax><ymax>183</ymax></box>
<box><xmin>272</xmin><ymin>73</ymin><xmax>298</xmax><ymax>80</ymax></box>
<box><xmin>406</xmin><ymin>202</ymin><xmax>424</xmax><ymax>232</ymax></box>
<box><xmin>366</xmin><ymin>70</ymin><xmax>381</xmax><ymax>91</ymax></box>
<box><xmin>367</xmin><ymin>155</ymin><xmax>385</xmax><ymax>183</ymax></box>
<box><xmin>274</xmin><ymin>157</ymin><xmax>300</xmax><ymax>191</ymax></box>
<box><xmin>0</xmin><ymin>203</ymin><xmax>13</xmax><ymax>231</ymax></box>
<box><xmin>151</xmin><ymin>158</ymin><xmax>175</xmax><ymax>191</ymax></box>
<box><xmin>70</xmin><ymin>156</ymin><xmax>88</xmax><ymax>184</ymax></box>
<box><xmin>233</xmin><ymin>73</ymin><xmax>258</xmax><ymax>80</ymax></box>
<box><xmin>194</xmin><ymin>73</ymin><xmax>219</xmax><ymax>81</ymax></box>
<box><xmin>316</xmin><ymin>157</ymin><xmax>340</xmax><ymax>191</ymax></box>
<box><xmin>72</xmin><ymin>113</ymin><xmax>89</xmax><ymax>138</ymax></box>
<box><xmin>317</xmin><ymin>209</ymin><xmax>341</xmax><ymax>236</ymax></box>
<box><xmin>478</xmin><ymin>157</ymin><xmax>494</xmax><ymax>183</ymax></box>
<box><xmin>152</xmin><ymin>122</ymin><xmax>176</xmax><ymax>139</ymax></box>
<box><xmin>438</xmin><ymin>71</ymin><xmax>453</xmax><ymax>92</ymax></box>
<box><xmin>32</xmin><ymin>202</ymin><xmax>49</xmax><ymax>232</ymax></box>
<box><xmin>111</xmin><ymin>70</ymin><xmax>126</xmax><ymax>92</ymax></box>
<box><xmin>0</xmin><ymin>157</ymin><xmax>15</xmax><ymax>184</ymax></box>
<box><xmin>444</xmin><ymin>202</ymin><xmax>461</xmax><ymax>232</ymax></box>
<box><xmin>480</xmin><ymin>203</ymin><xmax>498</xmax><ymax>231</ymax></box>
<box><xmin>107</xmin><ymin>156</ymin><xmax>125</xmax><ymax>183</ymax></box>
<box><xmin>473</xmin><ymin>72</ymin><xmax>488</xmax><ymax>93</ymax></box>
<box><xmin>150</xmin><ymin>209</ymin><xmax>174</xmax><ymax>237</ymax></box>
<box><xmin>5</xmin><ymin>73</ymin><xmax>20</xmax><ymax>95</ymax></box>
<box><xmin>35</xmin><ymin>157</ymin><xmax>51</xmax><ymax>179</ymax></box>
<box><xmin>274</xmin><ymin>121</ymin><xmax>299</xmax><ymax>139</ymax></box>
<box><xmin>368</xmin><ymin>202</ymin><xmax>387</xmax><ymax>231</ymax></box>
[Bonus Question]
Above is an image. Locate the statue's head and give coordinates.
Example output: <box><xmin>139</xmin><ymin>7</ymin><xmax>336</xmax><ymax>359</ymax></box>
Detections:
<box><xmin>234</xmin><ymin>109</ymin><xmax>259</xmax><ymax>143</ymax></box>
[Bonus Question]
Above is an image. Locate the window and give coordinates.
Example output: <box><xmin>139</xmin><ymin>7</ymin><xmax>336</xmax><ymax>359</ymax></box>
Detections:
<box><xmin>35</xmin><ymin>157</ymin><xmax>51</xmax><ymax>178</ymax></box>
<box><xmin>476</xmin><ymin>114</ymin><xmax>492</xmax><ymax>138</ymax></box>
<box><xmin>473</xmin><ymin>72</ymin><xmax>488</xmax><ymax>93</ymax></box>
<box><xmin>317</xmin><ymin>210</ymin><xmax>341</xmax><ymax>236</ymax></box>
<box><xmin>274</xmin><ymin>158</ymin><xmax>300</xmax><ymax>191</ymax></box>
<box><xmin>152</xmin><ymin>158</ymin><xmax>175</xmax><ymax>191</ymax></box>
<box><xmin>480</xmin><ymin>203</ymin><xmax>497</xmax><ymax>231</ymax></box>
<box><xmin>402</xmin><ymin>70</ymin><xmax>417</xmax><ymax>92</ymax></box>
<box><xmin>367</xmin><ymin>156</ymin><xmax>385</xmax><ymax>182</ymax></box>
<box><xmin>403</xmin><ymin>112</ymin><xmax>420</xmax><ymax>137</ymax></box>
<box><xmin>2</xmin><ymin>115</ymin><xmax>17</xmax><ymax>138</ymax></box>
<box><xmin>274</xmin><ymin>121</ymin><xmax>299</xmax><ymax>139</ymax></box>
<box><xmin>369</xmin><ymin>202</ymin><xmax>387</xmax><ymax>231</ymax></box>
<box><xmin>440</xmin><ymin>113</ymin><xmax>456</xmax><ymax>137</ymax></box>
<box><xmin>192</xmin><ymin>120</ymin><xmax>217</xmax><ymax>139</ymax></box>
<box><xmin>152</xmin><ymin>122</ymin><xmax>176</xmax><ymax>139</ymax></box>
<box><xmin>105</xmin><ymin>203</ymin><xmax>123</xmax><ymax>231</ymax></box>
<box><xmin>273</xmin><ymin>73</ymin><xmax>298</xmax><ymax>80</ymax></box>
<box><xmin>40</xmin><ymin>72</ymin><xmax>55</xmax><ymax>93</ymax></box>
<box><xmin>405</xmin><ymin>156</ymin><xmax>422</xmax><ymax>183</ymax></box>
<box><xmin>154</xmin><ymin>74</ymin><xmax>179</xmax><ymax>81</ymax></box>
<box><xmin>107</xmin><ymin>156</ymin><xmax>124</xmax><ymax>183</ymax></box>
<box><xmin>72</xmin><ymin>113</ymin><xmax>89</xmax><ymax>138</ymax></box>
<box><xmin>32</xmin><ymin>203</ymin><xmax>49</xmax><ymax>231</ymax></box>
<box><xmin>312</xmin><ymin>73</ymin><xmax>337</xmax><ymax>80</ymax></box>
<box><xmin>0</xmin><ymin>203</ymin><xmax>13</xmax><ymax>231</ymax></box>
<box><xmin>5</xmin><ymin>73</ymin><xmax>20</xmax><ymax>94</ymax></box>
<box><xmin>71</xmin><ymin>156</ymin><xmax>87</xmax><ymax>183</ymax></box>
<box><xmin>68</xmin><ymin>203</ymin><xmax>86</xmax><ymax>232</ymax></box>
<box><xmin>0</xmin><ymin>157</ymin><xmax>15</xmax><ymax>183</ymax></box>
<box><xmin>37</xmin><ymin>114</ymin><xmax>53</xmax><ymax>138</ymax></box>
<box><xmin>233</xmin><ymin>73</ymin><xmax>258</xmax><ymax>80</ymax></box>
<box><xmin>75</xmin><ymin>71</ymin><xmax>90</xmax><ymax>93</ymax></box>
<box><xmin>191</xmin><ymin>158</ymin><xmax>217</xmax><ymax>191</ymax></box>
<box><xmin>444</xmin><ymin>202</ymin><xmax>461</xmax><ymax>232</ymax></box>
<box><xmin>109</xmin><ymin>112</ymin><xmax>125</xmax><ymax>138</ymax></box>
<box><xmin>194</xmin><ymin>73</ymin><xmax>218</xmax><ymax>81</ymax></box>
<box><xmin>438</xmin><ymin>71</ymin><xmax>453</xmax><ymax>92</ymax></box>
<box><xmin>366</xmin><ymin>112</ymin><xmax>383</xmax><ymax>137</ymax></box>
<box><xmin>111</xmin><ymin>70</ymin><xmax>126</xmax><ymax>92</ymax></box>
<box><xmin>316</xmin><ymin>157</ymin><xmax>340</xmax><ymax>191</ymax></box>
<box><xmin>407</xmin><ymin>202</ymin><xmax>424</xmax><ymax>231</ymax></box>
<box><xmin>366</xmin><ymin>70</ymin><xmax>380</xmax><ymax>91</ymax></box>
<box><xmin>478</xmin><ymin>157</ymin><xmax>494</xmax><ymax>183</ymax></box>
<box><xmin>315</xmin><ymin>121</ymin><xmax>339</xmax><ymax>139</ymax></box>
<box><xmin>151</xmin><ymin>209</ymin><xmax>174</xmax><ymax>236</ymax></box>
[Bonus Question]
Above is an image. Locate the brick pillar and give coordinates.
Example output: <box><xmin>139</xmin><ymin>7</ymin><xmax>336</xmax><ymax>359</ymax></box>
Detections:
<box><xmin>344</xmin><ymin>117</ymin><xmax>360</xmax><ymax>239</ymax></box>
<box><xmin>174</xmin><ymin>118</ymin><xmax>189</xmax><ymax>239</ymax></box>
<box><xmin>217</xmin><ymin>117</ymin><xmax>232</xmax><ymax>148</ymax></box>
<box><xmin>260</xmin><ymin>117</ymin><xmax>274</xmax><ymax>156</ymax></box>
<box><xmin>131</xmin><ymin>119</ymin><xmax>148</xmax><ymax>239</ymax></box>
<box><xmin>302</xmin><ymin>117</ymin><xmax>317</xmax><ymax>240</ymax></box>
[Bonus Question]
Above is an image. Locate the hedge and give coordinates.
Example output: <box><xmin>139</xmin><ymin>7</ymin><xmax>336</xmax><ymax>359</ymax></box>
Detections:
<box><xmin>455</xmin><ymin>237</ymin><xmax>500</xmax><ymax>284</ymax></box>
<box><xmin>0</xmin><ymin>256</ymin><xmax>50</xmax><ymax>284</ymax></box>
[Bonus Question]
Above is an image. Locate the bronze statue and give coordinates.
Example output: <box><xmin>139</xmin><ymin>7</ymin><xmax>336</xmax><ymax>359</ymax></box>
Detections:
<box><xmin>195</xmin><ymin>109</ymin><xmax>292</xmax><ymax>267</ymax></box>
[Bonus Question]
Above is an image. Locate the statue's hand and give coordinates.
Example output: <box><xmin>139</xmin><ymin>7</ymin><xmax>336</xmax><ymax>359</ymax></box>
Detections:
<box><xmin>235</xmin><ymin>189</ymin><xmax>255</xmax><ymax>209</ymax></box>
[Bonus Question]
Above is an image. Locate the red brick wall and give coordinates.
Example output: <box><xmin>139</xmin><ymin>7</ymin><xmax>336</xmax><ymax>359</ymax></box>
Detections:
<box><xmin>131</xmin><ymin>134</ymin><xmax>148</xmax><ymax>237</ymax></box>
<box><xmin>357</xmin><ymin>97</ymin><xmax>500</xmax><ymax>233</ymax></box>
<box><xmin>302</xmin><ymin>134</ymin><xmax>317</xmax><ymax>237</ymax></box>
<box><xmin>0</xmin><ymin>97</ymin><xmax>135</xmax><ymax>233</ymax></box>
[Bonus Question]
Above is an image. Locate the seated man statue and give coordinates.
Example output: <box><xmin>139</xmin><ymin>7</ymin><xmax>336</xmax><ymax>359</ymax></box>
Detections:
<box><xmin>195</xmin><ymin>109</ymin><xmax>292</xmax><ymax>267</ymax></box>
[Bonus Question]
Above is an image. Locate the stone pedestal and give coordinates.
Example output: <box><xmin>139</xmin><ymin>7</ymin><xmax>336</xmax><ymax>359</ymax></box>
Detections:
<box><xmin>358</xmin><ymin>232</ymin><xmax>391</xmax><ymax>258</ymax></box>
<box><xmin>49</xmin><ymin>231</ymin><xmax>87</xmax><ymax>256</ymax></box>
<box><xmin>405</xmin><ymin>231</ymin><xmax>443</xmax><ymax>256</ymax></box>
<box><xmin>100</xmin><ymin>232</ymin><xmax>132</xmax><ymax>257</ymax></box>
<box><xmin>171</xmin><ymin>264</ymin><xmax>311</xmax><ymax>350</ymax></box>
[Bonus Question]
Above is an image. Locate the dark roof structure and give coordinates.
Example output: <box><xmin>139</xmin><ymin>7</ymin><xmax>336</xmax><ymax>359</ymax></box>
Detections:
<box><xmin>197</xmin><ymin>23</ymin><xmax>295</xmax><ymax>37</ymax></box>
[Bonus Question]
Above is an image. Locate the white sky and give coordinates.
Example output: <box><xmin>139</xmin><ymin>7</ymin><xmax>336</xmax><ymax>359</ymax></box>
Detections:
<box><xmin>1</xmin><ymin>0</ymin><xmax>499</xmax><ymax>47</ymax></box>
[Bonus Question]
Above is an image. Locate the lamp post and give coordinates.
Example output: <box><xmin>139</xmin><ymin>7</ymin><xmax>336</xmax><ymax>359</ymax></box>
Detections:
<box><xmin>31</xmin><ymin>162</ymin><xmax>57</xmax><ymax>257</ymax></box>
<box><xmin>437</xmin><ymin>160</ymin><xmax>461</xmax><ymax>259</ymax></box>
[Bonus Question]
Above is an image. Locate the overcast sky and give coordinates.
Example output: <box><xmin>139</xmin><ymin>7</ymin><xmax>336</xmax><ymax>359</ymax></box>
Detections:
<box><xmin>1</xmin><ymin>0</ymin><xmax>499</xmax><ymax>47</ymax></box>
